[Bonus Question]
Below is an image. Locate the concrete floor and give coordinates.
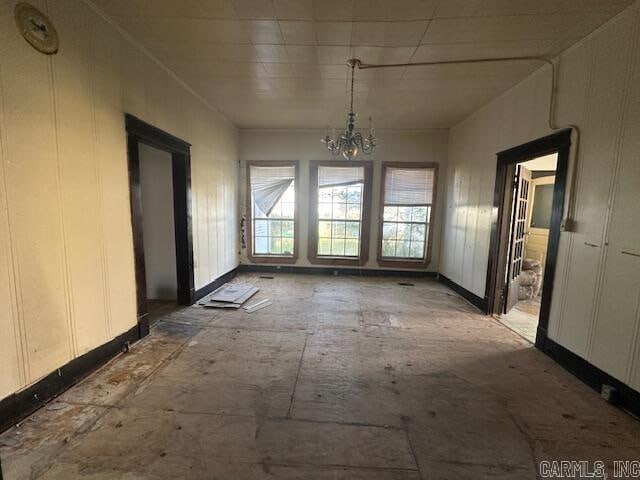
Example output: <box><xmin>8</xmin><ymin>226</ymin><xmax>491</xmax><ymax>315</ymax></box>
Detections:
<box><xmin>1</xmin><ymin>273</ymin><xmax>639</xmax><ymax>479</ymax></box>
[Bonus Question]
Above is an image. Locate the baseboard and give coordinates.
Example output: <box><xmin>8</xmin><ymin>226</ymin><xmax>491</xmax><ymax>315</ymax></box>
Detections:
<box><xmin>193</xmin><ymin>266</ymin><xmax>239</xmax><ymax>301</ymax></box>
<box><xmin>539</xmin><ymin>336</ymin><xmax>640</xmax><ymax>418</ymax></box>
<box><xmin>237</xmin><ymin>264</ymin><xmax>438</xmax><ymax>278</ymax></box>
<box><xmin>438</xmin><ymin>274</ymin><xmax>487</xmax><ymax>312</ymax></box>
<box><xmin>0</xmin><ymin>324</ymin><xmax>141</xmax><ymax>434</ymax></box>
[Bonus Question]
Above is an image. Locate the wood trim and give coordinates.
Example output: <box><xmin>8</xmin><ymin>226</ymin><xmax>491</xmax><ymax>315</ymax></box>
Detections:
<box><xmin>307</xmin><ymin>160</ymin><xmax>373</xmax><ymax>267</ymax></box>
<box><xmin>376</xmin><ymin>162</ymin><xmax>439</xmax><ymax>269</ymax></box>
<box><xmin>539</xmin><ymin>337</ymin><xmax>640</xmax><ymax>418</ymax></box>
<box><xmin>238</xmin><ymin>263</ymin><xmax>438</xmax><ymax>278</ymax></box>
<box><xmin>193</xmin><ymin>267</ymin><xmax>239</xmax><ymax>301</ymax></box>
<box><xmin>125</xmin><ymin>115</ymin><xmax>195</xmax><ymax>326</ymax></box>
<box><xmin>0</xmin><ymin>324</ymin><xmax>141</xmax><ymax>433</ymax></box>
<box><xmin>246</xmin><ymin>160</ymin><xmax>299</xmax><ymax>264</ymax></box>
<box><xmin>484</xmin><ymin>129</ymin><xmax>571</xmax><ymax>326</ymax></box>
<box><xmin>125</xmin><ymin>114</ymin><xmax>191</xmax><ymax>154</ymax></box>
<box><xmin>439</xmin><ymin>274</ymin><xmax>487</xmax><ymax>312</ymax></box>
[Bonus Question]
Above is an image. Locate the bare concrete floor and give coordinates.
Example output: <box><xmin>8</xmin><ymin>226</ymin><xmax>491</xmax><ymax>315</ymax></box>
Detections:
<box><xmin>1</xmin><ymin>274</ymin><xmax>639</xmax><ymax>479</ymax></box>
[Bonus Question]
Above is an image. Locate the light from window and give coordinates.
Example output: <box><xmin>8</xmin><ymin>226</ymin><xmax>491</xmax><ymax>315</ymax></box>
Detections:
<box><xmin>382</xmin><ymin>205</ymin><xmax>429</xmax><ymax>258</ymax></box>
<box><xmin>317</xmin><ymin>166</ymin><xmax>364</xmax><ymax>257</ymax></box>
<box><xmin>250</xmin><ymin>165</ymin><xmax>295</xmax><ymax>256</ymax></box>
<box><xmin>381</xmin><ymin>167</ymin><xmax>434</xmax><ymax>260</ymax></box>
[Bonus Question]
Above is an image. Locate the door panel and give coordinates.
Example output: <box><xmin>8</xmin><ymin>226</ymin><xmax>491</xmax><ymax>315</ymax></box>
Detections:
<box><xmin>505</xmin><ymin>165</ymin><xmax>531</xmax><ymax>313</ymax></box>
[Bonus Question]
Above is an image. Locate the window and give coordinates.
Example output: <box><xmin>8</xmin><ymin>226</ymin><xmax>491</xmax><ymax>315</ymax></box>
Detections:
<box><xmin>308</xmin><ymin>161</ymin><xmax>373</xmax><ymax>266</ymax></box>
<box><xmin>378</xmin><ymin>163</ymin><xmax>437</xmax><ymax>267</ymax></box>
<box><xmin>247</xmin><ymin>161</ymin><xmax>298</xmax><ymax>263</ymax></box>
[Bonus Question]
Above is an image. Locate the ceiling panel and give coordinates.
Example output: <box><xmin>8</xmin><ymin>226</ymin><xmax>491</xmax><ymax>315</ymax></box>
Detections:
<box><xmin>95</xmin><ymin>0</ymin><xmax>634</xmax><ymax>128</ymax></box>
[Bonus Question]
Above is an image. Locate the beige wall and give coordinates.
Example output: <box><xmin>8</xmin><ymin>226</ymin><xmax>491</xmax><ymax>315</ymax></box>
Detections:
<box><xmin>239</xmin><ymin>129</ymin><xmax>448</xmax><ymax>271</ymax></box>
<box><xmin>0</xmin><ymin>0</ymin><xmax>239</xmax><ymax>400</ymax></box>
<box><xmin>440</xmin><ymin>4</ymin><xmax>640</xmax><ymax>390</ymax></box>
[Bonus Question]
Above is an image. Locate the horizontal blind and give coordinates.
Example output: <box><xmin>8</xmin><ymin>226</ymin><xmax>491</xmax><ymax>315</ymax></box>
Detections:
<box><xmin>250</xmin><ymin>165</ymin><xmax>295</xmax><ymax>216</ymax></box>
<box><xmin>318</xmin><ymin>166</ymin><xmax>364</xmax><ymax>188</ymax></box>
<box><xmin>384</xmin><ymin>167</ymin><xmax>434</xmax><ymax>205</ymax></box>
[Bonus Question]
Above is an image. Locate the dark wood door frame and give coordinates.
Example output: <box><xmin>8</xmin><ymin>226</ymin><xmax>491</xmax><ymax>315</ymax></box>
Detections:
<box><xmin>125</xmin><ymin>114</ymin><xmax>194</xmax><ymax>337</ymax></box>
<box><xmin>484</xmin><ymin>129</ymin><xmax>571</xmax><ymax>349</ymax></box>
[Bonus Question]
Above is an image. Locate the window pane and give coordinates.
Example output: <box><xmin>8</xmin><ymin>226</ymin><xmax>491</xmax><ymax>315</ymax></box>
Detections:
<box><xmin>396</xmin><ymin>223</ymin><xmax>410</xmax><ymax>240</ymax></box>
<box><xmin>281</xmin><ymin>203</ymin><xmax>295</xmax><ymax>219</ymax></box>
<box><xmin>318</xmin><ymin>220</ymin><xmax>332</xmax><ymax>237</ymax></box>
<box><xmin>412</xmin><ymin>206</ymin><xmax>427</xmax><ymax>222</ymax></box>
<box><xmin>409</xmin><ymin>241</ymin><xmax>425</xmax><ymax>258</ymax></box>
<box><xmin>383</xmin><ymin>206</ymin><xmax>398</xmax><ymax>221</ymax></box>
<box><xmin>255</xmin><ymin>237</ymin><xmax>268</xmax><ymax>254</ymax></box>
<box><xmin>331</xmin><ymin>238</ymin><xmax>345</xmax><ymax>256</ymax></box>
<box><xmin>346</xmin><ymin>203</ymin><xmax>361</xmax><ymax>220</ymax></box>
<box><xmin>347</xmin><ymin>185</ymin><xmax>362</xmax><ymax>203</ymax></box>
<box><xmin>411</xmin><ymin>224</ymin><xmax>426</xmax><ymax>242</ymax></box>
<box><xmin>269</xmin><ymin>237</ymin><xmax>282</xmax><ymax>254</ymax></box>
<box><xmin>333</xmin><ymin>186</ymin><xmax>347</xmax><ymax>202</ymax></box>
<box><xmin>282</xmin><ymin>238</ymin><xmax>294</xmax><ymax>254</ymax></box>
<box><xmin>345</xmin><ymin>239</ymin><xmax>359</xmax><ymax>256</ymax></box>
<box><xmin>332</xmin><ymin>221</ymin><xmax>346</xmax><ymax>239</ymax></box>
<box><xmin>317</xmin><ymin>180</ymin><xmax>364</xmax><ymax>258</ymax></box>
<box><xmin>254</xmin><ymin>219</ymin><xmax>268</xmax><ymax>236</ymax></box>
<box><xmin>333</xmin><ymin>203</ymin><xmax>346</xmax><ymax>220</ymax></box>
<box><xmin>269</xmin><ymin>203</ymin><xmax>282</xmax><ymax>217</ymax></box>
<box><xmin>282</xmin><ymin>221</ymin><xmax>294</xmax><ymax>238</ymax></box>
<box><xmin>318</xmin><ymin>237</ymin><xmax>331</xmax><ymax>255</ymax></box>
<box><xmin>345</xmin><ymin>221</ymin><xmax>360</xmax><ymax>239</ymax></box>
<box><xmin>383</xmin><ymin>222</ymin><xmax>397</xmax><ymax>240</ymax></box>
<box><xmin>396</xmin><ymin>240</ymin><xmax>410</xmax><ymax>257</ymax></box>
<box><xmin>269</xmin><ymin>220</ymin><xmax>282</xmax><ymax>237</ymax></box>
<box><xmin>382</xmin><ymin>240</ymin><xmax>395</xmax><ymax>257</ymax></box>
<box><xmin>318</xmin><ymin>203</ymin><xmax>332</xmax><ymax>219</ymax></box>
<box><xmin>398</xmin><ymin>207</ymin><xmax>412</xmax><ymax>222</ymax></box>
<box><xmin>319</xmin><ymin>187</ymin><xmax>332</xmax><ymax>202</ymax></box>
<box><xmin>251</xmin><ymin>172</ymin><xmax>296</xmax><ymax>257</ymax></box>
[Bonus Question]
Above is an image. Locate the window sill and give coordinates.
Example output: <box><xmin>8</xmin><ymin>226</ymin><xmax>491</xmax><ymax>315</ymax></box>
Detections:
<box><xmin>308</xmin><ymin>255</ymin><xmax>367</xmax><ymax>267</ymax></box>
<box><xmin>377</xmin><ymin>257</ymin><xmax>430</xmax><ymax>269</ymax></box>
<box><xmin>248</xmin><ymin>254</ymin><xmax>298</xmax><ymax>265</ymax></box>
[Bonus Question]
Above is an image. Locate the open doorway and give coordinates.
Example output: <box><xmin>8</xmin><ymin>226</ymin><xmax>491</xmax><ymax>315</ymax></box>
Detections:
<box><xmin>499</xmin><ymin>153</ymin><xmax>558</xmax><ymax>342</ymax></box>
<box><xmin>485</xmin><ymin>130</ymin><xmax>571</xmax><ymax>348</ymax></box>
<box><xmin>125</xmin><ymin>115</ymin><xmax>195</xmax><ymax>337</ymax></box>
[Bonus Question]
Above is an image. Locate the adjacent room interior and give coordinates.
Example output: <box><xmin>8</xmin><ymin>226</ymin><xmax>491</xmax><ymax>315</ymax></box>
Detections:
<box><xmin>499</xmin><ymin>153</ymin><xmax>558</xmax><ymax>343</ymax></box>
<box><xmin>1</xmin><ymin>1</ymin><xmax>640</xmax><ymax>478</ymax></box>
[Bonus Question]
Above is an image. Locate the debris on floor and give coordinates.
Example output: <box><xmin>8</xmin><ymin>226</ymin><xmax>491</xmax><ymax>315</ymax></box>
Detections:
<box><xmin>198</xmin><ymin>282</ymin><xmax>259</xmax><ymax>309</ymax></box>
<box><xmin>243</xmin><ymin>299</ymin><xmax>272</xmax><ymax>313</ymax></box>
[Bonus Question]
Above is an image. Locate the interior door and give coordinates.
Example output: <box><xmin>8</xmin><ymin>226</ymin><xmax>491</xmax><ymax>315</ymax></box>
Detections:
<box><xmin>505</xmin><ymin>165</ymin><xmax>532</xmax><ymax>313</ymax></box>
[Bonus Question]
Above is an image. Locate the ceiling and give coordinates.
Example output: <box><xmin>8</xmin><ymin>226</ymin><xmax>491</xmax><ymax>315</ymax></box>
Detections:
<box><xmin>93</xmin><ymin>0</ymin><xmax>634</xmax><ymax>129</ymax></box>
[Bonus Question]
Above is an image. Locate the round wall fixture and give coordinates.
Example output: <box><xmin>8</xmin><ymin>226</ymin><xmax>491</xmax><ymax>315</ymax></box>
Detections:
<box><xmin>14</xmin><ymin>2</ymin><xmax>59</xmax><ymax>55</ymax></box>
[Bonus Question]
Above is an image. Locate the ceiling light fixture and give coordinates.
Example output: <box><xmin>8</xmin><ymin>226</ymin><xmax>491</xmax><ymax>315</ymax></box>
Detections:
<box><xmin>321</xmin><ymin>58</ymin><xmax>376</xmax><ymax>160</ymax></box>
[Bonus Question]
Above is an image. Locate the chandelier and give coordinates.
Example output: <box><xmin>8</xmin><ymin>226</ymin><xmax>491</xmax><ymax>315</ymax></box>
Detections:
<box><xmin>321</xmin><ymin>59</ymin><xmax>377</xmax><ymax>160</ymax></box>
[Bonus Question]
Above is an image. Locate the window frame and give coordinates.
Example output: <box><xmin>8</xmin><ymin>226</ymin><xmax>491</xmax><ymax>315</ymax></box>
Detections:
<box><xmin>246</xmin><ymin>160</ymin><xmax>299</xmax><ymax>264</ymax></box>
<box><xmin>308</xmin><ymin>160</ymin><xmax>373</xmax><ymax>266</ymax></box>
<box><xmin>377</xmin><ymin>161</ymin><xmax>438</xmax><ymax>269</ymax></box>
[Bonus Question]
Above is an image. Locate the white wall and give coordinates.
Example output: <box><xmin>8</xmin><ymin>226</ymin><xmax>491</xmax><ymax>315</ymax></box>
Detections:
<box><xmin>0</xmin><ymin>0</ymin><xmax>239</xmax><ymax>400</ymax></box>
<box><xmin>239</xmin><ymin>129</ymin><xmax>448</xmax><ymax>271</ymax></box>
<box><xmin>440</xmin><ymin>3</ymin><xmax>640</xmax><ymax>390</ymax></box>
<box><xmin>139</xmin><ymin>144</ymin><xmax>177</xmax><ymax>301</ymax></box>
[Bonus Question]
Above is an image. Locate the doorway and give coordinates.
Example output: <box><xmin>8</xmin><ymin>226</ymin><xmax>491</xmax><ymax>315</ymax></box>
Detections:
<box><xmin>125</xmin><ymin>115</ymin><xmax>194</xmax><ymax>337</ymax></box>
<box><xmin>484</xmin><ymin>130</ymin><xmax>571</xmax><ymax>348</ymax></box>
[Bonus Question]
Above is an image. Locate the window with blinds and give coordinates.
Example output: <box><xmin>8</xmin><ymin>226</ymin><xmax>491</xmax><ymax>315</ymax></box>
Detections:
<box><xmin>317</xmin><ymin>166</ymin><xmax>365</xmax><ymax>257</ymax></box>
<box><xmin>380</xmin><ymin>165</ymin><xmax>436</xmax><ymax>261</ymax></box>
<box><xmin>249</xmin><ymin>164</ymin><xmax>296</xmax><ymax>257</ymax></box>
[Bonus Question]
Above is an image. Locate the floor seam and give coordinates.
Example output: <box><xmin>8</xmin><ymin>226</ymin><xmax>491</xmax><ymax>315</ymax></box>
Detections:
<box><xmin>286</xmin><ymin>333</ymin><xmax>309</xmax><ymax>419</ymax></box>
